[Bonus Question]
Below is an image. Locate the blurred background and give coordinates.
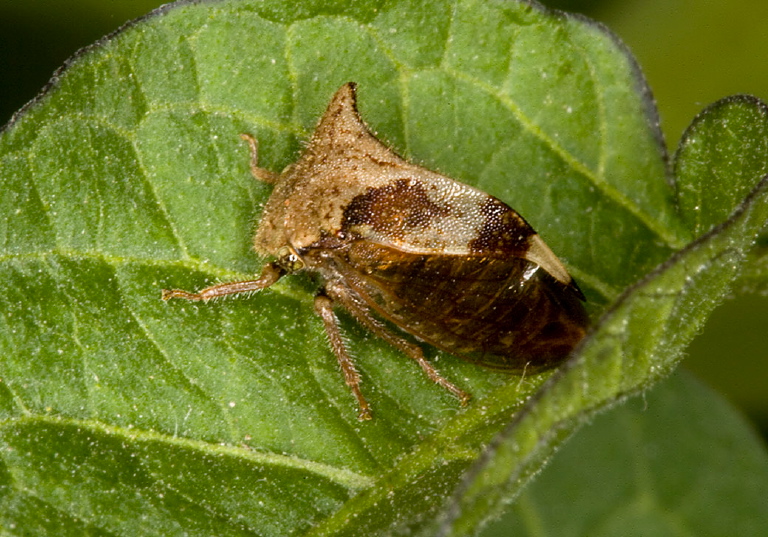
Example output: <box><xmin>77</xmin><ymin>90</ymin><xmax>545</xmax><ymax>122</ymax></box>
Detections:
<box><xmin>1</xmin><ymin>0</ymin><xmax>766</xmax><ymax>438</ymax></box>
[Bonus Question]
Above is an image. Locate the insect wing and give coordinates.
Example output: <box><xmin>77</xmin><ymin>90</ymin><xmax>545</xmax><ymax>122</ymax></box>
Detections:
<box><xmin>330</xmin><ymin>240</ymin><xmax>588</xmax><ymax>372</ymax></box>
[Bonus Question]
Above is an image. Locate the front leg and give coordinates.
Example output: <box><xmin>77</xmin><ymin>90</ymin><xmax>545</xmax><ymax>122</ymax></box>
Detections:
<box><xmin>162</xmin><ymin>262</ymin><xmax>285</xmax><ymax>301</ymax></box>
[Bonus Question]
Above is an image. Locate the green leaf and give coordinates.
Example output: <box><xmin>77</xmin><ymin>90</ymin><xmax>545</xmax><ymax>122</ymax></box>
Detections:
<box><xmin>672</xmin><ymin>95</ymin><xmax>768</xmax><ymax>295</ymax></box>
<box><xmin>674</xmin><ymin>95</ymin><xmax>768</xmax><ymax>237</ymax></box>
<box><xmin>0</xmin><ymin>0</ymin><xmax>766</xmax><ymax>535</ymax></box>
<box><xmin>441</xmin><ymin>94</ymin><xmax>768</xmax><ymax>535</ymax></box>
<box><xmin>434</xmin><ymin>97</ymin><xmax>768</xmax><ymax>536</ymax></box>
<box><xmin>486</xmin><ymin>371</ymin><xmax>768</xmax><ymax>537</ymax></box>
<box><xmin>736</xmin><ymin>243</ymin><xmax>768</xmax><ymax>295</ymax></box>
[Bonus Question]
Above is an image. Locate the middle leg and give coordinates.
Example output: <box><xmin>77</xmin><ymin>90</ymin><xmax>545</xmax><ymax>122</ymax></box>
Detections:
<box><xmin>325</xmin><ymin>282</ymin><xmax>471</xmax><ymax>406</ymax></box>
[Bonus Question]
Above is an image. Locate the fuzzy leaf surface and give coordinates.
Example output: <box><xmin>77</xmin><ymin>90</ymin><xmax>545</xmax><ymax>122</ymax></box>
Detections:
<box><xmin>1</xmin><ymin>0</ymin><xmax>767</xmax><ymax>535</ymax></box>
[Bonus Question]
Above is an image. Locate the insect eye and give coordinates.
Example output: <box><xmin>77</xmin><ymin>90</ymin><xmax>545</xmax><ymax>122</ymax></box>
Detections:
<box><xmin>276</xmin><ymin>246</ymin><xmax>305</xmax><ymax>272</ymax></box>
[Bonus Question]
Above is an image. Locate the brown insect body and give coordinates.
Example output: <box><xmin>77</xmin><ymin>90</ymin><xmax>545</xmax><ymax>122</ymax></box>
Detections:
<box><xmin>163</xmin><ymin>83</ymin><xmax>588</xmax><ymax>420</ymax></box>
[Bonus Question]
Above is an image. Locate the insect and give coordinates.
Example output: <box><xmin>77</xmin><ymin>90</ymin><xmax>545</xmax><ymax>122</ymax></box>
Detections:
<box><xmin>162</xmin><ymin>82</ymin><xmax>589</xmax><ymax>420</ymax></box>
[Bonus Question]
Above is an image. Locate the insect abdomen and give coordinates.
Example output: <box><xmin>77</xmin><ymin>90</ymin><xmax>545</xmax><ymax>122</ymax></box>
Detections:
<box><xmin>331</xmin><ymin>242</ymin><xmax>589</xmax><ymax>373</ymax></box>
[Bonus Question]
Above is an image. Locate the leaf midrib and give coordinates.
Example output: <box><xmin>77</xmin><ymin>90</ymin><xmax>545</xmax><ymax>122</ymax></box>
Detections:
<box><xmin>0</xmin><ymin>413</ymin><xmax>375</xmax><ymax>491</ymax></box>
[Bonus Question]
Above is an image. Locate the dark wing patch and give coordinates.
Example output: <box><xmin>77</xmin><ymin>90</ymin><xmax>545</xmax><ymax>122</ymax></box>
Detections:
<box><xmin>341</xmin><ymin>178</ymin><xmax>451</xmax><ymax>241</ymax></box>
<box><xmin>468</xmin><ymin>197</ymin><xmax>535</xmax><ymax>255</ymax></box>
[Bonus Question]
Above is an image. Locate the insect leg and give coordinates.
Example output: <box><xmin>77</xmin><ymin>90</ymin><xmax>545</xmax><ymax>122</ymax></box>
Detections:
<box><xmin>162</xmin><ymin>262</ymin><xmax>285</xmax><ymax>301</ymax></box>
<box><xmin>325</xmin><ymin>282</ymin><xmax>471</xmax><ymax>406</ymax></box>
<box><xmin>313</xmin><ymin>294</ymin><xmax>373</xmax><ymax>421</ymax></box>
<box><xmin>240</xmin><ymin>133</ymin><xmax>280</xmax><ymax>184</ymax></box>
